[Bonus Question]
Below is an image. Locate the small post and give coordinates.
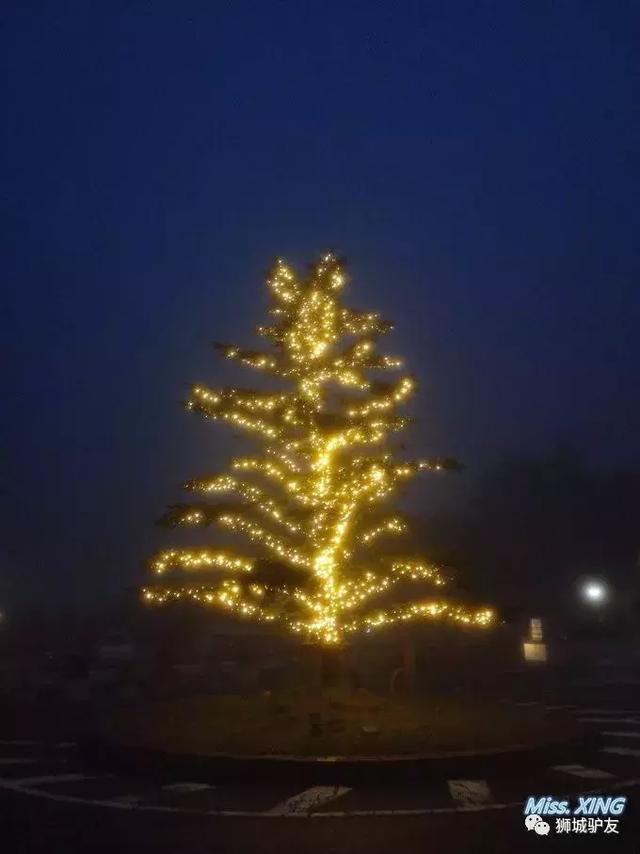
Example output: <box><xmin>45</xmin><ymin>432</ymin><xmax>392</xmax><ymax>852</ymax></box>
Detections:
<box><xmin>523</xmin><ymin>617</ymin><xmax>547</xmax><ymax>663</ymax></box>
<box><xmin>390</xmin><ymin>633</ymin><xmax>416</xmax><ymax>695</ymax></box>
<box><xmin>401</xmin><ymin>634</ymin><xmax>416</xmax><ymax>693</ymax></box>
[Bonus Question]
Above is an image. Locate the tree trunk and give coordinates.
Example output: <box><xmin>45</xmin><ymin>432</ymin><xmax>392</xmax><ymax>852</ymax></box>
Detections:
<box><xmin>303</xmin><ymin>642</ymin><xmax>352</xmax><ymax>693</ymax></box>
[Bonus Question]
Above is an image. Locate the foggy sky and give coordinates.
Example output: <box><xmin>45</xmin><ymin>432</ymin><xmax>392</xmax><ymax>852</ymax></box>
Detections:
<box><xmin>1</xmin><ymin>1</ymin><xmax>639</xmax><ymax>608</ymax></box>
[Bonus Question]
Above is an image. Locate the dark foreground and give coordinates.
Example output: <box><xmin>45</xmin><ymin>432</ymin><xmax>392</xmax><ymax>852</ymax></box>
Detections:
<box><xmin>2</xmin><ymin>675</ymin><xmax>640</xmax><ymax>852</ymax></box>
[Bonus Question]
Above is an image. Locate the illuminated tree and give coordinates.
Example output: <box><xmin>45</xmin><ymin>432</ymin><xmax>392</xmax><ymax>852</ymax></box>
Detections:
<box><xmin>143</xmin><ymin>253</ymin><xmax>494</xmax><ymax>644</ymax></box>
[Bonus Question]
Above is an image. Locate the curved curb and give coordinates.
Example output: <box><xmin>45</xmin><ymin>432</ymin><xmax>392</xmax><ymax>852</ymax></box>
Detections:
<box><xmin>80</xmin><ymin>727</ymin><xmax>600</xmax><ymax>786</ymax></box>
<box><xmin>1</xmin><ymin>771</ymin><xmax>638</xmax><ymax>819</ymax></box>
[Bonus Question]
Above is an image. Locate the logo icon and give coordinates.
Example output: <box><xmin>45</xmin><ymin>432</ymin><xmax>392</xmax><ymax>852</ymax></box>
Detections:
<box><xmin>525</xmin><ymin>814</ymin><xmax>550</xmax><ymax>835</ymax></box>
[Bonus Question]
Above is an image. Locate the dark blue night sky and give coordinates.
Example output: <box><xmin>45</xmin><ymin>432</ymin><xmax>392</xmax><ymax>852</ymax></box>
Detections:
<box><xmin>1</xmin><ymin>2</ymin><xmax>639</xmax><ymax>608</ymax></box>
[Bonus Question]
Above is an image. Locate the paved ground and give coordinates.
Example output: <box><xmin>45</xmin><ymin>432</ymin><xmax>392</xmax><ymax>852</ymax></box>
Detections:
<box><xmin>2</xmin><ymin>676</ymin><xmax>640</xmax><ymax>852</ymax></box>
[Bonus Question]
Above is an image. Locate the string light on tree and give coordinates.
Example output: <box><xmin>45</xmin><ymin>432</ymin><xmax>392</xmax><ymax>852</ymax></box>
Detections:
<box><xmin>144</xmin><ymin>253</ymin><xmax>494</xmax><ymax>644</ymax></box>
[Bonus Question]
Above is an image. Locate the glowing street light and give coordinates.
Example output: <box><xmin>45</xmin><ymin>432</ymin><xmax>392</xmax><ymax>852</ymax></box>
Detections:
<box><xmin>581</xmin><ymin>579</ymin><xmax>608</xmax><ymax>605</ymax></box>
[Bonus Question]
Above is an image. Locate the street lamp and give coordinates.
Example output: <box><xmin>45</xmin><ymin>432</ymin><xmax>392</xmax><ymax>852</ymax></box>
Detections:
<box><xmin>581</xmin><ymin>579</ymin><xmax>608</xmax><ymax>605</ymax></box>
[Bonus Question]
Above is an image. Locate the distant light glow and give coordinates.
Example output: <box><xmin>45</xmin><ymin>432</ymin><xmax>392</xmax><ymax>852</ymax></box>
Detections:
<box><xmin>582</xmin><ymin>580</ymin><xmax>608</xmax><ymax>604</ymax></box>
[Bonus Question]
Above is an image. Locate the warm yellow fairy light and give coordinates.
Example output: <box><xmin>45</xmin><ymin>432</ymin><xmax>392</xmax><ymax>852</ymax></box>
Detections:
<box><xmin>144</xmin><ymin>253</ymin><xmax>494</xmax><ymax>644</ymax></box>
<box><xmin>150</xmin><ymin>549</ymin><xmax>254</xmax><ymax>575</ymax></box>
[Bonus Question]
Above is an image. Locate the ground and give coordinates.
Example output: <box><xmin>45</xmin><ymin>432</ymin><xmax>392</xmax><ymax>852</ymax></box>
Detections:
<box><xmin>1</xmin><ymin>666</ymin><xmax>640</xmax><ymax>852</ymax></box>
<box><xmin>111</xmin><ymin>686</ymin><xmax>573</xmax><ymax>757</ymax></box>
